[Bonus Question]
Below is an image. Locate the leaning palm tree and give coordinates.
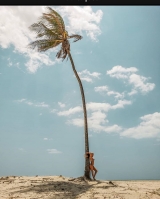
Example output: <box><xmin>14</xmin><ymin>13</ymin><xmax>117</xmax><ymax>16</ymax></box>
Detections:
<box><xmin>28</xmin><ymin>7</ymin><xmax>90</xmax><ymax>180</ymax></box>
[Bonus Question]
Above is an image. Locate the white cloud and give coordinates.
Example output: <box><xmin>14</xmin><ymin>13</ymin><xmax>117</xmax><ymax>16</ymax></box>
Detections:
<box><xmin>88</xmin><ymin>100</ymin><xmax>132</xmax><ymax>112</ymax></box>
<box><xmin>0</xmin><ymin>6</ymin><xmax>55</xmax><ymax>73</ymax></box>
<box><xmin>107</xmin><ymin>65</ymin><xmax>138</xmax><ymax>77</ymax></box>
<box><xmin>56</xmin><ymin>6</ymin><xmax>103</xmax><ymax>41</ymax></box>
<box><xmin>16</xmin><ymin>99</ymin><xmax>49</xmax><ymax>108</ymax></box>
<box><xmin>58</xmin><ymin>102</ymin><xmax>111</xmax><ymax>116</ymax></box>
<box><xmin>120</xmin><ymin>112</ymin><xmax>160</xmax><ymax>139</ymax></box>
<box><xmin>57</xmin><ymin>106</ymin><xmax>82</xmax><ymax>116</ymax></box>
<box><xmin>87</xmin><ymin>102</ymin><xmax>111</xmax><ymax>112</ymax></box>
<box><xmin>107</xmin><ymin>91</ymin><xmax>124</xmax><ymax>99</ymax></box>
<box><xmin>87</xmin><ymin>111</ymin><xmax>109</xmax><ymax>132</ymax></box>
<box><xmin>129</xmin><ymin>74</ymin><xmax>155</xmax><ymax>94</ymax></box>
<box><xmin>80</xmin><ymin>77</ymin><xmax>93</xmax><ymax>83</ymax></box>
<box><xmin>35</xmin><ymin>102</ymin><xmax>49</xmax><ymax>108</ymax></box>
<box><xmin>25</xmin><ymin>51</ymin><xmax>55</xmax><ymax>73</ymax></box>
<box><xmin>47</xmin><ymin>149</ymin><xmax>62</xmax><ymax>154</ymax></box>
<box><xmin>68</xmin><ymin>118</ymin><xmax>83</xmax><ymax>127</ymax></box>
<box><xmin>51</xmin><ymin>109</ymin><xmax>57</xmax><ymax>113</ymax></box>
<box><xmin>26</xmin><ymin>101</ymin><xmax>33</xmax><ymax>106</ymax></box>
<box><xmin>104</xmin><ymin>125</ymin><xmax>122</xmax><ymax>133</ymax></box>
<box><xmin>17</xmin><ymin>98</ymin><xmax>26</xmax><ymax>103</ymax></box>
<box><xmin>94</xmin><ymin>85</ymin><xmax>109</xmax><ymax>92</ymax></box>
<box><xmin>65</xmin><ymin>105</ymin><xmax>160</xmax><ymax>138</ymax></box>
<box><xmin>78</xmin><ymin>69</ymin><xmax>101</xmax><ymax>83</ymax></box>
<box><xmin>111</xmin><ymin>100</ymin><xmax>132</xmax><ymax>109</ymax></box>
<box><xmin>68</xmin><ymin>111</ymin><xmax>122</xmax><ymax>133</ymax></box>
<box><xmin>25</xmin><ymin>100</ymin><xmax>31</xmax><ymax>105</ymax></box>
<box><xmin>0</xmin><ymin>6</ymin><xmax>103</xmax><ymax>73</ymax></box>
<box><xmin>128</xmin><ymin>89</ymin><xmax>138</xmax><ymax>96</ymax></box>
<box><xmin>58</xmin><ymin>102</ymin><xmax>66</xmax><ymax>108</ymax></box>
<box><xmin>94</xmin><ymin>85</ymin><xmax>124</xmax><ymax>99</ymax></box>
<box><xmin>58</xmin><ymin>100</ymin><xmax>132</xmax><ymax>117</ymax></box>
<box><xmin>62</xmin><ymin>100</ymin><xmax>131</xmax><ymax>133</ymax></box>
<box><xmin>107</xmin><ymin>65</ymin><xmax>155</xmax><ymax>95</ymax></box>
<box><xmin>44</xmin><ymin>138</ymin><xmax>53</xmax><ymax>141</ymax></box>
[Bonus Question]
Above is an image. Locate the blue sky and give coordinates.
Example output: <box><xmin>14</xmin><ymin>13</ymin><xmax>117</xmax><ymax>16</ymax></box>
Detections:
<box><xmin>0</xmin><ymin>6</ymin><xmax>160</xmax><ymax>180</ymax></box>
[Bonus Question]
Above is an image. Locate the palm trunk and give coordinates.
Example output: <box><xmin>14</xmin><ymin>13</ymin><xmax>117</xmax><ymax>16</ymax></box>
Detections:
<box><xmin>68</xmin><ymin>51</ymin><xmax>90</xmax><ymax>180</ymax></box>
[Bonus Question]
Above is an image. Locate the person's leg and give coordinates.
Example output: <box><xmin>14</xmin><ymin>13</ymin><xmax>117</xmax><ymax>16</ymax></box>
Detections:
<box><xmin>91</xmin><ymin>170</ymin><xmax>94</xmax><ymax>179</ymax></box>
<box><xmin>90</xmin><ymin>165</ymin><xmax>94</xmax><ymax>180</ymax></box>
<box><xmin>93</xmin><ymin>166</ymin><xmax>98</xmax><ymax>180</ymax></box>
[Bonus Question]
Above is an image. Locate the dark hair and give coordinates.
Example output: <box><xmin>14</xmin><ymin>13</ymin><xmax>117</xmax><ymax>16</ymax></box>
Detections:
<box><xmin>87</xmin><ymin>153</ymin><xmax>90</xmax><ymax>158</ymax></box>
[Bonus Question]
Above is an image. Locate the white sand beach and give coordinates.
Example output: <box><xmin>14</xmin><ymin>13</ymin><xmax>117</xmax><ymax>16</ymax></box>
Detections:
<box><xmin>0</xmin><ymin>175</ymin><xmax>160</xmax><ymax>199</ymax></box>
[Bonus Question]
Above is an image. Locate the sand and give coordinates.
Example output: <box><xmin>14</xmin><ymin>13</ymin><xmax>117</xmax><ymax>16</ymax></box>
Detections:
<box><xmin>0</xmin><ymin>175</ymin><xmax>160</xmax><ymax>199</ymax></box>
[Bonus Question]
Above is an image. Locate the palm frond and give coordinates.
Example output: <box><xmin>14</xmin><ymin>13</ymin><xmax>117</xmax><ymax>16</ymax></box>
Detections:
<box><xmin>69</xmin><ymin>34</ymin><xmax>83</xmax><ymax>42</ymax></box>
<box><xmin>39</xmin><ymin>14</ymin><xmax>62</xmax><ymax>35</ymax></box>
<box><xmin>56</xmin><ymin>48</ymin><xmax>67</xmax><ymax>61</ymax></box>
<box><xmin>28</xmin><ymin>39</ymin><xmax>62</xmax><ymax>52</ymax></box>
<box><xmin>47</xmin><ymin>7</ymin><xmax>65</xmax><ymax>29</ymax></box>
<box><xmin>40</xmin><ymin>7</ymin><xmax>65</xmax><ymax>35</ymax></box>
<box><xmin>29</xmin><ymin>22</ymin><xmax>61</xmax><ymax>40</ymax></box>
<box><xmin>56</xmin><ymin>39</ymin><xmax>70</xmax><ymax>61</ymax></box>
<box><xmin>28</xmin><ymin>7</ymin><xmax>83</xmax><ymax>61</ymax></box>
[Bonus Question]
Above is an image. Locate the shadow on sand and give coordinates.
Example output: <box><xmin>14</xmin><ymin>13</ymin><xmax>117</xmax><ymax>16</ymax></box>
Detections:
<box><xmin>11</xmin><ymin>177</ymin><xmax>115</xmax><ymax>199</ymax></box>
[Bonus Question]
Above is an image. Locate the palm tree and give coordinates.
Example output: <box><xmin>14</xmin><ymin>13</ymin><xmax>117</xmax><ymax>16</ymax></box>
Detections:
<box><xmin>28</xmin><ymin>7</ymin><xmax>91</xmax><ymax>180</ymax></box>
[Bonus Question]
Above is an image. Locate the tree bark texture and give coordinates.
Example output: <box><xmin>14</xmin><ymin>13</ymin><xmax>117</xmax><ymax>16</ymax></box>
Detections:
<box><xmin>68</xmin><ymin>51</ymin><xmax>90</xmax><ymax>179</ymax></box>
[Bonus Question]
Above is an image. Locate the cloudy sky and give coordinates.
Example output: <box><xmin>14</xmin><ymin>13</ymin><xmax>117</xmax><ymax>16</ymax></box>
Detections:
<box><xmin>0</xmin><ymin>6</ymin><xmax>160</xmax><ymax>180</ymax></box>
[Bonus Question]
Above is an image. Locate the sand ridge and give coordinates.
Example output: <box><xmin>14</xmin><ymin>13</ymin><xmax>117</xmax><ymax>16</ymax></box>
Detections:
<box><xmin>0</xmin><ymin>175</ymin><xmax>160</xmax><ymax>199</ymax></box>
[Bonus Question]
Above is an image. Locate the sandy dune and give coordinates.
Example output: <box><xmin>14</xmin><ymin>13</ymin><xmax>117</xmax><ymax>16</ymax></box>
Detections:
<box><xmin>0</xmin><ymin>175</ymin><xmax>160</xmax><ymax>199</ymax></box>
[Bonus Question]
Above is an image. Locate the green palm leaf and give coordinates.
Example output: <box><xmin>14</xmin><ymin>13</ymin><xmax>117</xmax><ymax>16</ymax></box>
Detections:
<box><xmin>28</xmin><ymin>7</ymin><xmax>82</xmax><ymax>58</ymax></box>
<box><xmin>40</xmin><ymin>7</ymin><xmax>65</xmax><ymax>35</ymax></box>
<box><xmin>29</xmin><ymin>22</ymin><xmax>61</xmax><ymax>40</ymax></box>
<box><xmin>28</xmin><ymin>39</ymin><xmax>62</xmax><ymax>52</ymax></box>
<box><xmin>69</xmin><ymin>34</ymin><xmax>83</xmax><ymax>42</ymax></box>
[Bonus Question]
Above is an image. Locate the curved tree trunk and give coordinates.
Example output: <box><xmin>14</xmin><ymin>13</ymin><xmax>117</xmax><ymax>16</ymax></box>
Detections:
<box><xmin>68</xmin><ymin>51</ymin><xmax>91</xmax><ymax>180</ymax></box>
